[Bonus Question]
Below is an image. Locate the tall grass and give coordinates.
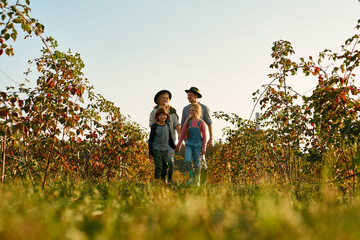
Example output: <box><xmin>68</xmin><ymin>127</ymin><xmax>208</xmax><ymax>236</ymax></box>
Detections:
<box><xmin>0</xmin><ymin>181</ymin><xmax>359</xmax><ymax>240</ymax></box>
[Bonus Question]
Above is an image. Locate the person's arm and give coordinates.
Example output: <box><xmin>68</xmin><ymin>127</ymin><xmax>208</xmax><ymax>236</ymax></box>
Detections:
<box><xmin>175</xmin><ymin>120</ymin><xmax>187</xmax><ymax>152</ymax></box>
<box><xmin>148</xmin><ymin>124</ymin><xmax>157</xmax><ymax>156</ymax></box>
<box><xmin>201</xmin><ymin>104</ymin><xmax>213</xmax><ymax>148</ymax></box>
<box><xmin>207</xmin><ymin>124</ymin><xmax>213</xmax><ymax>148</ymax></box>
<box><xmin>149</xmin><ymin>109</ymin><xmax>156</xmax><ymax>128</ymax></box>
<box><xmin>175</xmin><ymin>124</ymin><xmax>181</xmax><ymax>138</ymax></box>
<box><xmin>168</xmin><ymin>124</ymin><xmax>176</xmax><ymax>149</ymax></box>
<box><xmin>172</xmin><ymin>111</ymin><xmax>181</xmax><ymax>139</ymax></box>
<box><xmin>200</xmin><ymin>121</ymin><xmax>207</xmax><ymax>154</ymax></box>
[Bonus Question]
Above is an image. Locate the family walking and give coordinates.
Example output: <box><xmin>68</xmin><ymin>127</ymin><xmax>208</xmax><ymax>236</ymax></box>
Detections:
<box><xmin>148</xmin><ymin>87</ymin><xmax>213</xmax><ymax>186</ymax></box>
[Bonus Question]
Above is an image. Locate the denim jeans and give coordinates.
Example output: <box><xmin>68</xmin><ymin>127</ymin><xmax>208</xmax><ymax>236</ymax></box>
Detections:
<box><xmin>184</xmin><ymin>143</ymin><xmax>202</xmax><ymax>170</ymax></box>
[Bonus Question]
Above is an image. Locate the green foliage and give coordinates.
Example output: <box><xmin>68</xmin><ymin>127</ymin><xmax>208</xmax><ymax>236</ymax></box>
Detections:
<box><xmin>209</xmin><ymin>112</ymin><xmax>263</xmax><ymax>184</ymax></box>
<box><xmin>209</xmin><ymin>21</ymin><xmax>360</xmax><ymax>194</ymax></box>
<box><xmin>0</xmin><ymin>0</ymin><xmax>44</xmax><ymax>56</ymax></box>
<box><xmin>0</xmin><ymin>0</ymin><xmax>151</xmax><ymax>186</ymax></box>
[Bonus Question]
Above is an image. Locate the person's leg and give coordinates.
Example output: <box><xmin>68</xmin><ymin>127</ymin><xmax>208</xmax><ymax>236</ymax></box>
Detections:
<box><xmin>160</xmin><ymin>151</ymin><xmax>168</xmax><ymax>183</ymax></box>
<box><xmin>152</xmin><ymin>150</ymin><xmax>162</xmax><ymax>179</ymax></box>
<box><xmin>184</xmin><ymin>145</ymin><xmax>195</xmax><ymax>184</ymax></box>
<box><xmin>167</xmin><ymin>146</ymin><xmax>175</xmax><ymax>183</ymax></box>
<box><xmin>193</xmin><ymin>145</ymin><xmax>202</xmax><ymax>186</ymax></box>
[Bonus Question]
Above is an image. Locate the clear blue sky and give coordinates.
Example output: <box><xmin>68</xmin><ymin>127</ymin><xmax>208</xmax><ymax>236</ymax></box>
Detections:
<box><xmin>1</xmin><ymin>0</ymin><xmax>359</xmax><ymax>140</ymax></box>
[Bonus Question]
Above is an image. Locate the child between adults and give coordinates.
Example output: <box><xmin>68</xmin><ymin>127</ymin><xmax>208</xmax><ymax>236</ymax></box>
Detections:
<box><xmin>175</xmin><ymin>103</ymin><xmax>207</xmax><ymax>186</ymax></box>
<box><xmin>148</xmin><ymin>107</ymin><xmax>176</xmax><ymax>183</ymax></box>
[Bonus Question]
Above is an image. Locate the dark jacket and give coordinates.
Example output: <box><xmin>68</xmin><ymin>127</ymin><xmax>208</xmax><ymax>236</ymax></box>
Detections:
<box><xmin>148</xmin><ymin>122</ymin><xmax>176</xmax><ymax>156</ymax></box>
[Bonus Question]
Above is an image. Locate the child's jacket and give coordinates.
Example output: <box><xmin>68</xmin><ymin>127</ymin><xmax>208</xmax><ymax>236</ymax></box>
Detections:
<box><xmin>148</xmin><ymin>122</ymin><xmax>176</xmax><ymax>156</ymax></box>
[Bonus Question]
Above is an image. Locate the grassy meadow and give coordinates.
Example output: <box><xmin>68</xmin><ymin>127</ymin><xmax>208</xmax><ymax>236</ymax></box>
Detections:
<box><xmin>0</xmin><ymin>178</ymin><xmax>360</xmax><ymax>240</ymax></box>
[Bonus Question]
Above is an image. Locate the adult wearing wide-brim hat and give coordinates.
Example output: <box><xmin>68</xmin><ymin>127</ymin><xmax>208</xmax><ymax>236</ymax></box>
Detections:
<box><xmin>149</xmin><ymin>89</ymin><xmax>180</xmax><ymax>183</ymax></box>
<box><xmin>180</xmin><ymin>86</ymin><xmax>213</xmax><ymax>186</ymax></box>
<box><xmin>185</xmin><ymin>87</ymin><xmax>202</xmax><ymax>98</ymax></box>
<box><xmin>153</xmin><ymin>90</ymin><xmax>172</xmax><ymax>104</ymax></box>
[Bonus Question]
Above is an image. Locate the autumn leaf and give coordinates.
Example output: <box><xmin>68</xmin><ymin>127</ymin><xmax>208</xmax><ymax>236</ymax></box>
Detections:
<box><xmin>70</xmin><ymin>87</ymin><xmax>77</xmax><ymax>95</ymax></box>
<box><xmin>76</xmin><ymin>88</ymin><xmax>82</xmax><ymax>97</ymax></box>
<box><xmin>18</xmin><ymin>100</ymin><xmax>24</xmax><ymax>108</ymax></box>
<box><xmin>37</xmin><ymin>64</ymin><xmax>43</xmax><ymax>72</ymax></box>
<box><xmin>0</xmin><ymin>92</ymin><xmax>7</xmax><ymax>99</ymax></box>
<box><xmin>46</xmin><ymin>77</ymin><xmax>55</xmax><ymax>87</ymax></box>
<box><xmin>0</xmin><ymin>109</ymin><xmax>8</xmax><ymax>117</ymax></box>
<box><xmin>340</xmin><ymin>93</ymin><xmax>346</xmax><ymax>101</ymax></box>
<box><xmin>76</xmin><ymin>128</ymin><xmax>83</xmax><ymax>135</ymax></box>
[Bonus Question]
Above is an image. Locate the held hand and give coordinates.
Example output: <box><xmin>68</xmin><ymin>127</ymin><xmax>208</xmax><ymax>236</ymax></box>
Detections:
<box><xmin>200</xmin><ymin>149</ymin><xmax>205</xmax><ymax>155</ymax></box>
<box><xmin>175</xmin><ymin>147</ymin><xmax>179</xmax><ymax>152</ymax></box>
<box><xmin>207</xmin><ymin>139</ymin><xmax>213</xmax><ymax>148</ymax></box>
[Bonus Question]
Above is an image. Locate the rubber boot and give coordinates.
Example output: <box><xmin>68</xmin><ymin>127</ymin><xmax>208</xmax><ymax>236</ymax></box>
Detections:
<box><xmin>194</xmin><ymin>169</ymin><xmax>201</xmax><ymax>187</ymax></box>
<box><xmin>200</xmin><ymin>168</ymin><xmax>207</xmax><ymax>186</ymax></box>
<box><xmin>188</xmin><ymin>169</ymin><xmax>194</xmax><ymax>185</ymax></box>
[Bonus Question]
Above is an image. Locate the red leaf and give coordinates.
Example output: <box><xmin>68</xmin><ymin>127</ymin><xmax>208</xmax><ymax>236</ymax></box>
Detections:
<box><xmin>47</xmin><ymin>77</ymin><xmax>55</xmax><ymax>88</ymax></box>
<box><xmin>70</xmin><ymin>88</ymin><xmax>77</xmax><ymax>95</ymax></box>
<box><xmin>76</xmin><ymin>89</ymin><xmax>82</xmax><ymax>97</ymax></box>
<box><xmin>18</xmin><ymin>100</ymin><xmax>24</xmax><ymax>108</ymax></box>
<box><xmin>340</xmin><ymin>93</ymin><xmax>346</xmax><ymax>101</ymax></box>
<box><xmin>0</xmin><ymin>109</ymin><xmax>8</xmax><ymax>117</ymax></box>
<box><xmin>318</xmin><ymin>76</ymin><xmax>323</xmax><ymax>86</ymax></box>
<box><xmin>48</xmin><ymin>81</ymin><xmax>55</xmax><ymax>88</ymax></box>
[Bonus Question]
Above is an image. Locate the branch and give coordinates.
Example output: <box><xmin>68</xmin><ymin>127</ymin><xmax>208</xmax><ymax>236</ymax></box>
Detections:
<box><xmin>12</xmin><ymin>7</ymin><xmax>58</xmax><ymax>73</ymax></box>
<box><xmin>249</xmin><ymin>78</ymin><xmax>278</xmax><ymax>121</ymax></box>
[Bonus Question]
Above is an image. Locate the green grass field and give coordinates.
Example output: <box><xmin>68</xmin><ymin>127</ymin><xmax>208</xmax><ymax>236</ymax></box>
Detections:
<box><xmin>0</xmin><ymin>180</ymin><xmax>359</xmax><ymax>240</ymax></box>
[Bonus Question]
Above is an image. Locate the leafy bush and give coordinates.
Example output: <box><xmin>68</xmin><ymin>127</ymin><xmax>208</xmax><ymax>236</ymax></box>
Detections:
<box><xmin>0</xmin><ymin>1</ymin><xmax>151</xmax><ymax>187</ymax></box>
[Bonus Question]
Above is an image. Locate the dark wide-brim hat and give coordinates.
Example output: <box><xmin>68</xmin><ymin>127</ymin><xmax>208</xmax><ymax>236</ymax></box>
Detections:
<box><xmin>185</xmin><ymin>87</ymin><xmax>202</xmax><ymax>98</ymax></box>
<box><xmin>154</xmin><ymin>90</ymin><xmax>172</xmax><ymax>104</ymax></box>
